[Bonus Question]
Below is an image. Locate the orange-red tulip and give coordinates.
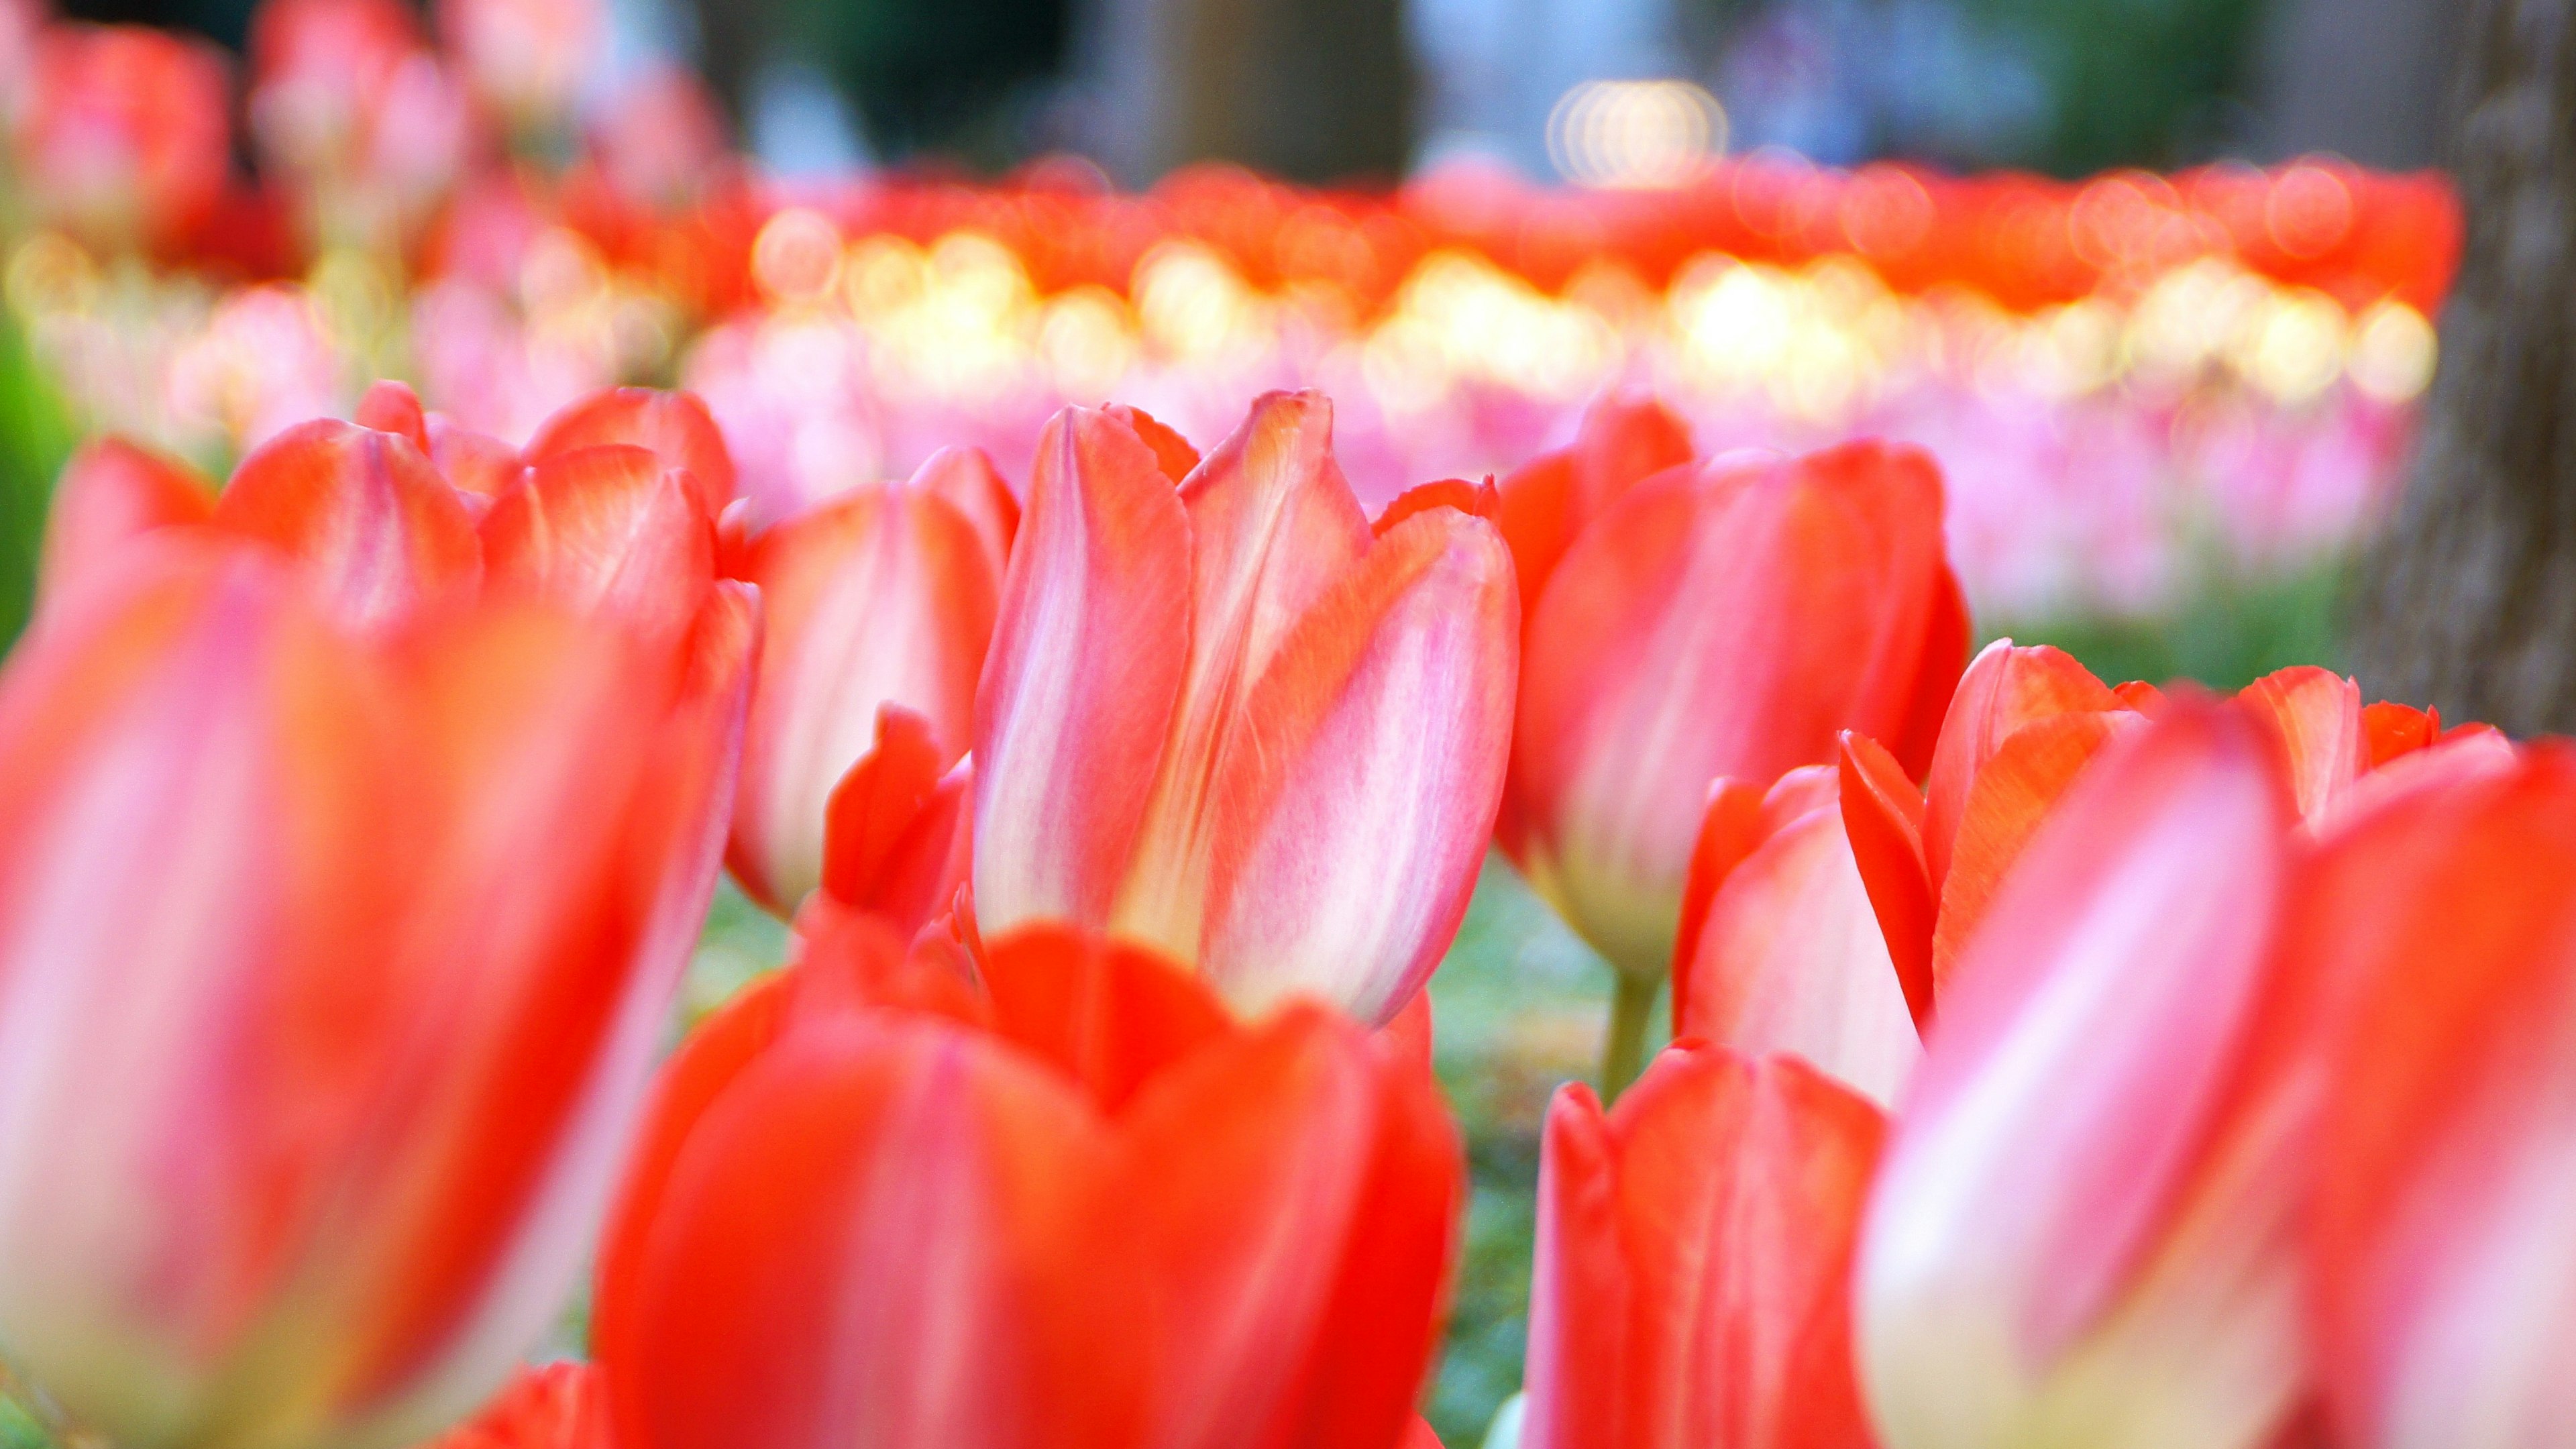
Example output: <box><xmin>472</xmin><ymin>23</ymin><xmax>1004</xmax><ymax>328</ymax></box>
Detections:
<box><xmin>727</xmin><ymin>448</ymin><xmax>1008</xmax><ymax>916</ymax></box>
<box><xmin>593</xmin><ymin>924</ymin><xmax>1460</xmax><ymax>1449</ymax></box>
<box><xmin>425</xmin><ymin>1362</ymin><xmax>610</xmax><ymax>1449</ymax></box>
<box><xmin>1856</xmin><ymin>702</ymin><xmax>2314</xmax><ymax>1449</ymax></box>
<box><xmin>38</xmin><ymin>439</ymin><xmax>213</xmax><ymax>599</ymax></box>
<box><xmin>2294</xmin><ymin>743</ymin><xmax>2576</xmax><ymax>1449</ymax></box>
<box><xmin>0</xmin><ymin>533</ymin><xmax>747</xmax><ymax>1449</ymax></box>
<box><xmin>523</xmin><ymin>387</ymin><xmax>735</xmax><ymax>519</ymax></box>
<box><xmin>1503</xmin><ymin>410</ymin><xmax>1966</xmax><ymax>981</ymax></box>
<box><xmin>1521</xmin><ymin>1044</ymin><xmax>1884</xmax><ymax>1449</ymax></box>
<box><xmin>972</xmin><ymin>392</ymin><xmax>1517</xmax><ymax>1024</ymax></box>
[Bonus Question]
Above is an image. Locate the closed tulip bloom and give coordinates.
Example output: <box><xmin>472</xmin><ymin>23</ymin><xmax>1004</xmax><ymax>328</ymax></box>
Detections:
<box><xmin>1856</xmin><ymin>702</ymin><xmax>2315</xmax><ymax>1449</ymax></box>
<box><xmin>1505</xmin><ymin>435</ymin><xmax>1966</xmax><ymax>985</ymax></box>
<box><xmin>0</xmin><ymin>535</ymin><xmax>748</xmax><ymax>1449</ymax></box>
<box><xmin>1521</xmin><ymin>1044</ymin><xmax>1885</xmax><ymax>1449</ymax></box>
<box><xmin>594</xmin><ymin>923</ymin><xmax>1460</xmax><ymax>1449</ymax></box>
<box><xmin>523</xmin><ymin>388</ymin><xmax>735</xmax><ymax>519</ymax></box>
<box><xmin>2300</xmin><ymin>745</ymin><xmax>2576</xmax><ymax>1449</ymax></box>
<box><xmin>1670</xmin><ymin>759</ymin><xmax>1923</xmax><ymax>1106</ymax></box>
<box><xmin>973</xmin><ymin>392</ymin><xmax>1517</xmax><ymax>1024</ymax></box>
<box><xmin>728</xmin><ymin>450</ymin><xmax>1008</xmax><ymax>915</ymax></box>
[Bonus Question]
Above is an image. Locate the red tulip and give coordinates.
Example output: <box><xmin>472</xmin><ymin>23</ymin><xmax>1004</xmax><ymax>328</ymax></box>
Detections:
<box><xmin>972</xmin><ymin>393</ymin><xmax>1517</xmax><ymax>1024</ymax></box>
<box><xmin>727</xmin><ymin>449</ymin><xmax>1008</xmax><ymax>916</ymax></box>
<box><xmin>593</xmin><ymin>923</ymin><xmax>1461</xmax><ymax>1449</ymax></box>
<box><xmin>1503</xmin><ymin>421</ymin><xmax>1966</xmax><ymax>983</ymax></box>
<box><xmin>0</xmin><ymin>533</ymin><xmax>747</xmax><ymax>1448</ymax></box>
<box><xmin>523</xmin><ymin>388</ymin><xmax>736</xmax><ymax>519</ymax></box>
<box><xmin>425</xmin><ymin>1362</ymin><xmax>610</xmax><ymax>1449</ymax></box>
<box><xmin>10</xmin><ymin>23</ymin><xmax>229</xmax><ymax>254</ymax></box>
<box><xmin>1855</xmin><ymin>701</ymin><xmax>2313</xmax><ymax>1449</ymax></box>
<box><xmin>436</xmin><ymin>0</ymin><xmax>600</xmax><ymax>135</ymax></box>
<box><xmin>1522</xmin><ymin>1044</ymin><xmax>1885</xmax><ymax>1449</ymax></box>
<box><xmin>1669</xmin><ymin>762</ymin><xmax>1921</xmax><ymax>1104</ymax></box>
<box><xmin>247</xmin><ymin>0</ymin><xmax>469</xmax><ymax>248</ymax></box>
<box><xmin>2298</xmin><ymin>743</ymin><xmax>2576</xmax><ymax>1449</ymax></box>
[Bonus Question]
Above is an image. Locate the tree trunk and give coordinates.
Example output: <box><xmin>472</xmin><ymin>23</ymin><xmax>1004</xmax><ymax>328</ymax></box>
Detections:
<box><xmin>2258</xmin><ymin>0</ymin><xmax>2461</xmax><ymax>168</ymax></box>
<box><xmin>2348</xmin><ymin>0</ymin><xmax>2576</xmax><ymax>735</ymax></box>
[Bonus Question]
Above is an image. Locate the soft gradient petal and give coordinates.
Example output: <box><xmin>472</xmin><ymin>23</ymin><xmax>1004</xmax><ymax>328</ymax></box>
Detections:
<box><xmin>522</xmin><ymin>387</ymin><xmax>735</xmax><ymax>517</ymax></box>
<box><xmin>36</xmin><ymin>439</ymin><xmax>213</xmax><ymax>603</ymax></box>
<box><xmin>214</xmin><ymin>418</ymin><xmax>484</xmax><ymax>627</ymax></box>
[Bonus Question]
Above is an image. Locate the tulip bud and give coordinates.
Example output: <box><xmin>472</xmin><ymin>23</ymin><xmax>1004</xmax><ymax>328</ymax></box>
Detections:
<box><xmin>1522</xmin><ymin>1045</ymin><xmax>1884</xmax><ymax>1449</ymax></box>
<box><xmin>1505</xmin><ymin>428</ymin><xmax>1966</xmax><ymax>983</ymax></box>
<box><xmin>0</xmin><ymin>536</ymin><xmax>746</xmax><ymax>1448</ymax></box>
<box><xmin>973</xmin><ymin>392</ymin><xmax>1517</xmax><ymax>1024</ymax></box>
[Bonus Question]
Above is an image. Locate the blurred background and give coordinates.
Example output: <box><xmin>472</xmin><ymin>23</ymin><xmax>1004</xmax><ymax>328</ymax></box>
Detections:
<box><xmin>56</xmin><ymin>0</ymin><xmax>2457</xmax><ymax>183</ymax></box>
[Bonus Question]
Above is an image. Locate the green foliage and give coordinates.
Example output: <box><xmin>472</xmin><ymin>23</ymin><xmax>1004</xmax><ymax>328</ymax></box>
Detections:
<box><xmin>1994</xmin><ymin>551</ymin><xmax>2351</xmax><ymax>692</ymax></box>
<box><xmin>0</xmin><ymin>309</ymin><xmax>75</xmax><ymax>652</ymax></box>
<box><xmin>1962</xmin><ymin>0</ymin><xmax>2268</xmax><ymax>175</ymax></box>
<box><xmin>0</xmin><ymin>1395</ymin><xmax>56</xmax><ymax>1449</ymax></box>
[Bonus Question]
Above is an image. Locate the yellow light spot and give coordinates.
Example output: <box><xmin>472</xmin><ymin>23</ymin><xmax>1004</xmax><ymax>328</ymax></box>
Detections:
<box><xmin>751</xmin><ymin>207</ymin><xmax>845</xmax><ymax>307</ymax></box>
<box><xmin>2347</xmin><ymin>299</ymin><xmax>2437</xmax><ymax>403</ymax></box>
<box><xmin>1548</xmin><ymin>80</ymin><xmax>1726</xmax><ymax>190</ymax></box>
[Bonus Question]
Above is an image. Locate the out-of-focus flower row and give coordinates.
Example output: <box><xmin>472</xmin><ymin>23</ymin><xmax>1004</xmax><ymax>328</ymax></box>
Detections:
<box><xmin>0</xmin><ymin>0</ymin><xmax>2456</xmax><ymax>620</ymax></box>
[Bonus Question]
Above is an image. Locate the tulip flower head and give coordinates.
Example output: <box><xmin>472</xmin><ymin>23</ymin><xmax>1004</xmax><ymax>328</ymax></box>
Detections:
<box><xmin>594</xmin><ymin>922</ymin><xmax>1462</xmax><ymax>1449</ymax></box>
<box><xmin>1503</xmin><ymin>414</ymin><xmax>1967</xmax><ymax>984</ymax></box>
<box><xmin>1522</xmin><ymin>1044</ymin><xmax>1885</xmax><ymax>1449</ymax></box>
<box><xmin>11</xmin><ymin>23</ymin><xmax>230</xmax><ymax>254</ymax></box>
<box><xmin>973</xmin><ymin>392</ymin><xmax>1518</xmax><ymax>1024</ymax></box>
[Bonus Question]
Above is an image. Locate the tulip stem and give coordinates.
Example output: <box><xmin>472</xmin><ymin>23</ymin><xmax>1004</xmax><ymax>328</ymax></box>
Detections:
<box><xmin>1600</xmin><ymin>972</ymin><xmax>1662</xmax><ymax>1102</ymax></box>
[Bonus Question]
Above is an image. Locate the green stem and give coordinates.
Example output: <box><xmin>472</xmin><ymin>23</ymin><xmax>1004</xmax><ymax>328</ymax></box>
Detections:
<box><xmin>1599</xmin><ymin>971</ymin><xmax>1662</xmax><ymax>1102</ymax></box>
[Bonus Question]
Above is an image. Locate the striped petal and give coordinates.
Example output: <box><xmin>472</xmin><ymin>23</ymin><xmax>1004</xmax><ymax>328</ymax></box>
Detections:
<box><xmin>1858</xmin><ymin>702</ymin><xmax>2302</xmax><ymax>1449</ymax></box>
<box><xmin>2239</xmin><ymin>666</ymin><xmax>2365</xmax><ymax>821</ymax></box>
<box><xmin>1167</xmin><ymin>505</ymin><xmax>1517</xmax><ymax>1022</ymax></box>
<box><xmin>478</xmin><ymin>444</ymin><xmax>714</xmax><ymax>645</ymax></box>
<box><xmin>733</xmin><ymin>482</ymin><xmax>996</xmax><ymax>913</ymax></box>
<box><xmin>973</xmin><ymin>407</ymin><xmax>1191</xmax><ymax>934</ymax></box>
<box><xmin>1672</xmin><ymin>766</ymin><xmax>1921</xmax><ymax>1104</ymax></box>
<box><xmin>1929</xmin><ymin>708</ymin><xmax>2140</xmax><ymax>987</ymax></box>
<box><xmin>215</xmin><ymin>418</ymin><xmax>483</xmax><ymax>627</ymax></box>
<box><xmin>1921</xmin><ymin>640</ymin><xmax>2121</xmax><ymax>894</ymax></box>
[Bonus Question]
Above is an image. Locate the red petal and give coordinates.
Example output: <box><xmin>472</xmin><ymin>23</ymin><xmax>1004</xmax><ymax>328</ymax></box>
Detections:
<box><xmin>36</xmin><ymin>439</ymin><xmax>213</xmax><ymax>602</ymax></box>
<box><xmin>1921</xmin><ymin>639</ymin><xmax>2121</xmax><ymax>894</ymax></box>
<box><xmin>1375</xmin><ymin>476</ymin><xmax>1500</xmax><ymax>536</ymax></box>
<box><xmin>523</xmin><ymin>387</ymin><xmax>736</xmax><ymax>517</ymax></box>
<box><xmin>1887</xmin><ymin>564</ymin><xmax>1971</xmax><ymax>778</ymax></box>
<box><xmin>2239</xmin><ymin>665</ymin><xmax>2365</xmax><ymax>820</ymax></box>
<box><xmin>480</xmin><ymin>444</ymin><xmax>715</xmax><ymax>643</ymax></box>
<box><xmin>423</xmin><ymin>1362</ymin><xmax>610</xmax><ymax>1449</ymax></box>
<box><xmin>354</xmin><ymin>380</ymin><xmax>431</xmax><ymax>453</ymax></box>
<box><xmin>1523</xmin><ymin>1047</ymin><xmax>1884</xmax><ymax>1449</ymax></box>
<box><xmin>1493</xmin><ymin>394</ymin><xmax>1693</xmax><ymax>625</ymax></box>
<box><xmin>2359</xmin><ymin>700</ymin><xmax>2436</xmax><ymax>768</ymax></box>
<box><xmin>427</xmin><ymin>415</ymin><xmax>529</xmax><ymax>502</ymax></box>
<box><xmin>814</xmin><ymin>706</ymin><xmax>976</xmax><ymax>938</ymax></box>
<box><xmin>1839</xmin><ymin>731</ymin><xmax>1935</xmax><ymax>1028</ymax></box>
<box><xmin>1670</xmin><ymin>777</ymin><xmax>1773</xmax><ymax>1028</ymax></box>
<box><xmin>972</xmin><ymin>924</ymin><xmax>1234</xmax><ymax>1115</ymax></box>
<box><xmin>1929</xmin><ymin>708</ymin><xmax>2137</xmax><ymax>988</ymax></box>
<box><xmin>905</xmin><ymin>445</ymin><xmax>1019</xmax><ymax>580</ymax></box>
<box><xmin>215</xmin><ymin>418</ymin><xmax>483</xmax><ymax>627</ymax></box>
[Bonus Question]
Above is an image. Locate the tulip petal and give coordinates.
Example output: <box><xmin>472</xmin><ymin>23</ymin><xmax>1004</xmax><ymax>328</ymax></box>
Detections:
<box><xmin>479</xmin><ymin>444</ymin><xmax>715</xmax><ymax>643</ymax></box>
<box><xmin>36</xmin><ymin>439</ymin><xmax>214</xmax><ymax>602</ymax></box>
<box><xmin>1858</xmin><ymin>703</ymin><xmax>2300</xmax><ymax>1449</ymax></box>
<box><xmin>1173</xmin><ymin>506</ymin><xmax>1518</xmax><ymax>1022</ymax></box>
<box><xmin>356</xmin><ymin>380</ymin><xmax>432</xmax><ymax>454</ymax></box>
<box><xmin>735</xmin><ymin>483</ymin><xmax>996</xmax><ymax>912</ymax></box>
<box><xmin>427</xmin><ymin>415</ymin><xmax>529</xmax><ymax>502</ymax></box>
<box><xmin>973</xmin><ymin>407</ymin><xmax>1192</xmax><ymax>933</ymax></box>
<box><xmin>1494</xmin><ymin>394</ymin><xmax>1694</xmax><ymax>618</ymax></box>
<box><xmin>1522</xmin><ymin>1048</ymin><xmax>1884</xmax><ymax>1449</ymax></box>
<box><xmin>2239</xmin><ymin>666</ymin><xmax>2365</xmax><ymax>821</ymax></box>
<box><xmin>1669</xmin><ymin>777</ymin><xmax>1772</xmax><ymax>1016</ymax></box>
<box><xmin>1104</xmin><ymin>402</ymin><xmax>1201</xmax><ymax>483</ymax></box>
<box><xmin>1377</xmin><ymin>476</ymin><xmax>1499</xmax><ymax>537</ymax></box>
<box><xmin>2303</xmin><ymin>749</ymin><xmax>2576</xmax><ymax>1449</ymax></box>
<box><xmin>1929</xmin><ymin>708</ymin><xmax>2138</xmax><ymax>988</ymax></box>
<box><xmin>1674</xmin><ymin>767</ymin><xmax>1920</xmax><ymax>1104</ymax></box>
<box><xmin>523</xmin><ymin>388</ymin><xmax>735</xmax><ymax>517</ymax></box>
<box><xmin>1921</xmin><ymin>640</ymin><xmax>2121</xmax><ymax>894</ymax></box>
<box><xmin>1839</xmin><ymin>731</ymin><xmax>1935</xmax><ymax>1028</ymax></box>
<box><xmin>423</xmin><ymin>1361</ymin><xmax>610</xmax><ymax>1449</ymax></box>
<box><xmin>2357</xmin><ymin>701</ymin><xmax>2436</xmax><ymax>769</ymax></box>
<box><xmin>815</xmin><ymin>706</ymin><xmax>972</xmax><ymax>937</ymax></box>
<box><xmin>1122</xmin><ymin>1004</ymin><xmax>1458</xmax><ymax>1449</ymax></box>
<box><xmin>971</xmin><ymin>927</ymin><xmax>1236</xmax><ymax>1115</ymax></box>
<box><xmin>905</xmin><ymin>445</ymin><xmax>1020</xmax><ymax>580</ymax></box>
<box><xmin>608</xmin><ymin>1016</ymin><xmax>1141</xmax><ymax>1449</ymax></box>
<box><xmin>215</xmin><ymin>418</ymin><xmax>484</xmax><ymax>627</ymax></box>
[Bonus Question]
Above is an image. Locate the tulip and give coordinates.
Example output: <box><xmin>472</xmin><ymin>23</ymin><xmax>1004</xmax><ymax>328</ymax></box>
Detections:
<box><xmin>425</xmin><ymin>1362</ymin><xmax>610</xmax><ymax>1449</ymax></box>
<box><xmin>246</xmin><ymin>0</ymin><xmax>468</xmax><ymax>250</ymax></box>
<box><xmin>436</xmin><ymin>0</ymin><xmax>600</xmax><ymax>139</ymax></box>
<box><xmin>972</xmin><ymin>392</ymin><xmax>1517</xmax><ymax>1024</ymax></box>
<box><xmin>1504</xmin><ymin>415</ymin><xmax>1965</xmax><ymax>1089</ymax></box>
<box><xmin>523</xmin><ymin>388</ymin><xmax>737</xmax><ymax>520</ymax></box>
<box><xmin>1855</xmin><ymin>700</ymin><xmax>2315</xmax><ymax>1449</ymax></box>
<box><xmin>1521</xmin><ymin>1044</ymin><xmax>1885</xmax><ymax>1449</ymax></box>
<box><xmin>2294</xmin><ymin>743</ymin><xmax>2576</xmax><ymax>1449</ymax></box>
<box><xmin>727</xmin><ymin>449</ymin><xmax>1009</xmax><ymax>916</ymax></box>
<box><xmin>0</xmin><ymin>533</ymin><xmax>747</xmax><ymax>1449</ymax></box>
<box><xmin>594</xmin><ymin>922</ymin><xmax>1461</xmax><ymax>1449</ymax></box>
<box><xmin>38</xmin><ymin>439</ymin><xmax>213</xmax><ymax>600</ymax></box>
<box><xmin>10</xmin><ymin>23</ymin><xmax>229</xmax><ymax>254</ymax></box>
<box><xmin>1668</xmin><ymin>760</ymin><xmax>1923</xmax><ymax>1104</ymax></box>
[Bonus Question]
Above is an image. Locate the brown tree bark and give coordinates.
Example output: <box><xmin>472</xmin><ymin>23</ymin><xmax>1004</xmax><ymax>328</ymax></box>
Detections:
<box><xmin>2349</xmin><ymin>0</ymin><xmax>2576</xmax><ymax>735</ymax></box>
